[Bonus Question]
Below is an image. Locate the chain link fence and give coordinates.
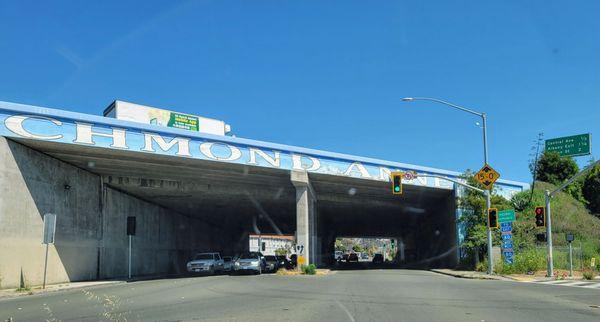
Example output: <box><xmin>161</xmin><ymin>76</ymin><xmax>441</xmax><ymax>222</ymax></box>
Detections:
<box><xmin>534</xmin><ymin>244</ymin><xmax>584</xmax><ymax>271</ymax></box>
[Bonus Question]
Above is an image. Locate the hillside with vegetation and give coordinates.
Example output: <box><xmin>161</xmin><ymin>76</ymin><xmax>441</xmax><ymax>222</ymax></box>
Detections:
<box><xmin>458</xmin><ymin>152</ymin><xmax>600</xmax><ymax>276</ymax></box>
<box><xmin>503</xmin><ymin>181</ymin><xmax>600</xmax><ymax>274</ymax></box>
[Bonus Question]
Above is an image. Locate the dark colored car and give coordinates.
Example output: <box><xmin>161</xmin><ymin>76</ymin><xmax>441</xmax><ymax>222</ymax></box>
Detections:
<box><xmin>372</xmin><ymin>254</ymin><xmax>384</xmax><ymax>264</ymax></box>
<box><xmin>290</xmin><ymin>254</ymin><xmax>297</xmax><ymax>268</ymax></box>
<box><xmin>347</xmin><ymin>253</ymin><xmax>359</xmax><ymax>262</ymax></box>
<box><xmin>264</xmin><ymin>255</ymin><xmax>279</xmax><ymax>272</ymax></box>
<box><xmin>276</xmin><ymin>255</ymin><xmax>292</xmax><ymax>269</ymax></box>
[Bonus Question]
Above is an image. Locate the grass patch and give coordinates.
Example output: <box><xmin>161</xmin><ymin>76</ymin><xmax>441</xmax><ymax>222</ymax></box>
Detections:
<box><xmin>15</xmin><ymin>286</ymin><xmax>31</xmax><ymax>293</ymax></box>
<box><xmin>301</xmin><ymin>264</ymin><xmax>317</xmax><ymax>275</ymax></box>
<box><xmin>582</xmin><ymin>270</ymin><xmax>595</xmax><ymax>280</ymax></box>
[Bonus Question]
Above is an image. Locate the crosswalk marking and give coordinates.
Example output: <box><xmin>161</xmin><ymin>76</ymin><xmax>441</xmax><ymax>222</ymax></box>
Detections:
<box><xmin>530</xmin><ymin>279</ymin><xmax>600</xmax><ymax>290</ymax></box>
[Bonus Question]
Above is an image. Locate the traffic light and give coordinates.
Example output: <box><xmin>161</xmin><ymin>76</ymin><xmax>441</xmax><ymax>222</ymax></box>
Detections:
<box><xmin>535</xmin><ymin>206</ymin><xmax>545</xmax><ymax>227</ymax></box>
<box><xmin>487</xmin><ymin>208</ymin><xmax>498</xmax><ymax>229</ymax></box>
<box><xmin>391</xmin><ymin>172</ymin><xmax>402</xmax><ymax>195</ymax></box>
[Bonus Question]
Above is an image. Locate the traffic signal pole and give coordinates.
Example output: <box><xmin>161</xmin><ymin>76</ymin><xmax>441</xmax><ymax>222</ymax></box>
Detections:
<box><xmin>545</xmin><ymin>190</ymin><xmax>553</xmax><ymax>277</ymax></box>
<box><xmin>544</xmin><ymin>159</ymin><xmax>599</xmax><ymax>277</ymax></box>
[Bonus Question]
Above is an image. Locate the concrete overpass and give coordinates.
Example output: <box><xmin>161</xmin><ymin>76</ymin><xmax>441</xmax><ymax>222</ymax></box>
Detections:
<box><xmin>0</xmin><ymin>101</ymin><xmax>527</xmax><ymax>288</ymax></box>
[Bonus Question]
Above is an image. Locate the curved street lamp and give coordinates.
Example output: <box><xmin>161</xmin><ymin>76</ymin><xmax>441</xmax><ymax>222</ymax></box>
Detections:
<box><xmin>402</xmin><ymin>97</ymin><xmax>494</xmax><ymax>275</ymax></box>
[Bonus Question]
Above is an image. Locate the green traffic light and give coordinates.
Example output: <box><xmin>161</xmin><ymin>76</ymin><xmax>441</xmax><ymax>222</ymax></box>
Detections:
<box><xmin>394</xmin><ymin>186</ymin><xmax>400</xmax><ymax>192</ymax></box>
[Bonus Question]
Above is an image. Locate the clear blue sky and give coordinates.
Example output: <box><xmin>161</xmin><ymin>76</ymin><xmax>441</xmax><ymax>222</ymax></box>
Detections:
<box><xmin>1</xmin><ymin>1</ymin><xmax>598</xmax><ymax>183</ymax></box>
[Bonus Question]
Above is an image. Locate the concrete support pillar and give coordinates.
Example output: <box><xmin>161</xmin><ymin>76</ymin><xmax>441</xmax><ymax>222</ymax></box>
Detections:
<box><xmin>291</xmin><ymin>170</ymin><xmax>317</xmax><ymax>266</ymax></box>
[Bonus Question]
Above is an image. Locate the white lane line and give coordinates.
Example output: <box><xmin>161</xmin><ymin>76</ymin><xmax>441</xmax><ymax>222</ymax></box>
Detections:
<box><xmin>563</xmin><ymin>281</ymin><xmax>596</xmax><ymax>286</ymax></box>
<box><xmin>335</xmin><ymin>300</ymin><xmax>356</xmax><ymax>322</ymax></box>
<box><xmin>581</xmin><ymin>283</ymin><xmax>600</xmax><ymax>289</ymax></box>
<box><xmin>537</xmin><ymin>280</ymin><xmax>576</xmax><ymax>284</ymax></box>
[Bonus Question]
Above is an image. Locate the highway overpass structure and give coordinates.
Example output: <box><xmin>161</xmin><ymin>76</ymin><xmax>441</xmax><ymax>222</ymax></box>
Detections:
<box><xmin>0</xmin><ymin>100</ymin><xmax>528</xmax><ymax>288</ymax></box>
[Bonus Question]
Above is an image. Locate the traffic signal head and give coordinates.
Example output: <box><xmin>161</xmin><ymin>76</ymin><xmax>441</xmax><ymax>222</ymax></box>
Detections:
<box><xmin>535</xmin><ymin>206</ymin><xmax>545</xmax><ymax>227</ymax></box>
<box><xmin>488</xmin><ymin>208</ymin><xmax>498</xmax><ymax>229</ymax></box>
<box><xmin>391</xmin><ymin>172</ymin><xmax>402</xmax><ymax>195</ymax></box>
<box><xmin>536</xmin><ymin>233</ymin><xmax>547</xmax><ymax>242</ymax></box>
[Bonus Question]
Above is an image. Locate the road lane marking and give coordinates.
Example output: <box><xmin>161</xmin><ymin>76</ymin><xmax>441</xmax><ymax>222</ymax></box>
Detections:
<box><xmin>335</xmin><ymin>300</ymin><xmax>356</xmax><ymax>322</ymax></box>
<box><xmin>531</xmin><ymin>279</ymin><xmax>600</xmax><ymax>289</ymax></box>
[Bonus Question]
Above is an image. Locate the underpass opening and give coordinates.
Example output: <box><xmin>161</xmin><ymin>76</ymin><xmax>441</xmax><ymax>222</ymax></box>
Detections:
<box><xmin>9</xmin><ymin>138</ymin><xmax>301</xmax><ymax>280</ymax></box>
<box><xmin>333</xmin><ymin>237</ymin><xmax>397</xmax><ymax>269</ymax></box>
<box><xmin>310</xmin><ymin>173</ymin><xmax>458</xmax><ymax>270</ymax></box>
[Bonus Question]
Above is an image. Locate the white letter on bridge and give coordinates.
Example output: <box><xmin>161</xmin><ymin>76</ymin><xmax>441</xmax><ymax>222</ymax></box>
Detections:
<box><xmin>248</xmin><ymin>148</ymin><xmax>280</xmax><ymax>167</ymax></box>
<box><xmin>378</xmin><ymin>167</ymin><xmax>391</xmax><ymax>181</ymax></box>
<box><xmin>199</xmin><ymin>142</ymin><xmax>242</xmax><ymax>161</ymax></box>
<box><xmin>292</xmin><ymin>154</ymin><xmax>321</xmax><ymax>171</ymax></box>
<box><xmin>343</xmin><ymin>162</ymin><xmax>372</xmax><ymax>179</ymax></box>
<box><xmin>142</xmin><ymin>132</ymin><xmax>191</xmax><ymax>156</ymax></box>
<box><xmin>74</xmin><ymin>123</ymin><xmax>128</xmax><ymax>149</ymax></box>
<box><xmin>5</xmin><ymin>115</ymin><xmax>63</xmax><ymax>140</ymax></box>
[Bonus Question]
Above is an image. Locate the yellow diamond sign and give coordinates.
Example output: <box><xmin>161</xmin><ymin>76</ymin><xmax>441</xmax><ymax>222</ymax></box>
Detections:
<box><xmin>475</xmin><ymin>164</ymin><xmax>500</xmax><ymax>190</ymax></box>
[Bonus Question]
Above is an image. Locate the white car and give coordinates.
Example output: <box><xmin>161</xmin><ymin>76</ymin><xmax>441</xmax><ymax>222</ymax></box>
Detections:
<box><xmin>186</xmin><ymin>252</ymin><xmax>224</xmax><ymax>275</ymax></box>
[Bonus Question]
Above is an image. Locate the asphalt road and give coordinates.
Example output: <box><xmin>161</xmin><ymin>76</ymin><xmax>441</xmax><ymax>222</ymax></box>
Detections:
<box><xmin>1</xmin><ymin>270</ymin><xmax>599</xmax><ymax>322</ymax></box>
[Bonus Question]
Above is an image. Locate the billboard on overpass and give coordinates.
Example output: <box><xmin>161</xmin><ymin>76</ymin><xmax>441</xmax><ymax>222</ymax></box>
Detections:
<box><xmin>104</xmin><ymin>100</ymin><xmax>232</xmax><ymax>136</ymax></box>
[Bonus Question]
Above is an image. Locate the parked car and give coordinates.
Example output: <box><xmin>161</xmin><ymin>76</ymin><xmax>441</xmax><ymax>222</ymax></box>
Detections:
<box><xmin>276</xmin><ymin>255</ymin><xmax>292</xmax><ymax>269</ymax></box>
<box><xmin>233</xmin><ymin>252</ymin><xmax>266</xmax><ymax>274</ymax></box>
<box><xmin>186</xmin><ymin>252</ymin><xmax>224</xmax><ymax>275</ymax></box>
<box><xmin>372</xmin><ymin>254</ymin><xmax>384</xmax><ymax>264</ymax></box>
<box><xmin>222</xmin><ymin>256</ymin><xmax>234</xmax><ymax>272</ymax></box>
<box><xmin>289</xmin><ymin>254</ymin><xmax>297</xmax><ymax>268</ymax></box>
<box><xmin>264</xmin><ymin>255</ymin><xmax>279</xmax><ymax>272</ymax></box>
<box><xmin>334</xmin><ymin>250</ymin><xmax>344</xmax><ymax>261</ymax></box>
<box><xmin>347</xmin><ymin>253</ymin><xmax>359</xmax><ymax>262</ymax></box>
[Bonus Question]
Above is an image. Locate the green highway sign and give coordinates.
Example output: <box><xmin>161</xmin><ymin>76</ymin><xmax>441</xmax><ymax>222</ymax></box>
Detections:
<box><xmin>545</xmin><ymin>133</ymin><xmax>591</xmax><ymax>157</ymax></box>
<box><xmin>498</xmin><ymin>209</ymin><xmax>516</xmax><ymax>223</ymax></box>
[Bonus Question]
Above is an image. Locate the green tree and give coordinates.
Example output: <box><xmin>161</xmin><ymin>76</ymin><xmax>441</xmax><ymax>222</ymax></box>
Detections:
<box><xmin>275</xmin><ymin>247</ymin><xmax>289</xmax><ymax>256</ymax></box>
<box><xmin>536</xmin><ymin>151</ymin><xmax>582</xmax><ymax>202</ymax></box>
<box><xmin>582</xmin><ymin>163</ymin><xmax>600</xmax><ymax>215</ymax></box>
<box><xmin>352</xmin><ymin>244</ymin><xmax>365</xmax><ymax>253</ymax></box>
<box><xmin>334</xmin><ymin>239</ymin><xmax>346</xmax><ymax>252</ymax></box>
<box><xmin>536</xmin><ymin>151</ymin><xmax>578</xmax><ymax>185</ymax></box>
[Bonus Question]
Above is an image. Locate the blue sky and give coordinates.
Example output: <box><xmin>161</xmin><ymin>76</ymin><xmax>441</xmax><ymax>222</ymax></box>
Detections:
<box><xmin>1</xmin><ymin>1</ymin><xmax>598</xmax><ymax>183</ymax></box>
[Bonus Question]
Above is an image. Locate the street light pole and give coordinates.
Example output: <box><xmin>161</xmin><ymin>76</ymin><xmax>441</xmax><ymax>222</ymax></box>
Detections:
<box><xmin>402</xmin><ymin>97</ymin><xmax>494</xmax><ymax>274</ymax></box>
<box><xmin>481</xmin><ymin>113</ymin><xmax>494</xmax><ymax>275</ymax></box>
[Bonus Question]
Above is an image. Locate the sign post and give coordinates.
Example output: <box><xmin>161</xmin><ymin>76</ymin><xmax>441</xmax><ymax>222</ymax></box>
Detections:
<box><xmin>566</xmin><ymin>233</ymin><xmax>574</xmax><ymax>277</ymax></box>
<box><xmin>127</xmin><ymin>216</ymin><xmax>136</xmax><ymax>279</ymax></box>
<box><xmin>42</xmin><ymin>213</ymin><xmax>57</xmax><ymax>289</ymax></box>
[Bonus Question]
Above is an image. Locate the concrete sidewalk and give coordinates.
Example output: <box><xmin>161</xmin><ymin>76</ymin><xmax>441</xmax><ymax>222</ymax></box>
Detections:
<box><xmin>0</xmin><ymin>280</ymin><xmax>125</xmax><ymax>300</ymax></box>
<box><xmin>430</xmin><ymin>269</ymin><xmax>517</xmax><ymax>281</ymax></box>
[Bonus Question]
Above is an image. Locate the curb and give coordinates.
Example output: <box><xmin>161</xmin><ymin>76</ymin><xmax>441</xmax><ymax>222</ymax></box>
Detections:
<box><xmin>430</xmin><ymin>269</ymin><xmax>515</xmax><ymax>281</ymax></box>
<box><xmin>0</xmin><ymin>280</ymin><xmax>126</xmax><ymax>301</ymax></box>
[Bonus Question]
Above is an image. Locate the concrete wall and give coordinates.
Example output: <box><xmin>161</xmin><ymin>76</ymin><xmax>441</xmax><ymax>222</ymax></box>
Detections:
<box><xmin>0</xmin><ymin>138</ymin><xmax>217</xmax><ymax>289</ymax></box>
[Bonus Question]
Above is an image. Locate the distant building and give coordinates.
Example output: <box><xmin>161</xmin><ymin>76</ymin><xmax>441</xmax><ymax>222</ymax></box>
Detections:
<box><xmin>249</xmin><ymin>234</ymin><xmax>294</xmax><ymax>256</ymax></box>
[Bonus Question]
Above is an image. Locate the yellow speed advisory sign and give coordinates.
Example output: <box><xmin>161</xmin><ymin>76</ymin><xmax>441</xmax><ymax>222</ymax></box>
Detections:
<box><xmin>475</xmin><ymin>164</ymin><xmax>500</xmax><ymax>190</ymax></box>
